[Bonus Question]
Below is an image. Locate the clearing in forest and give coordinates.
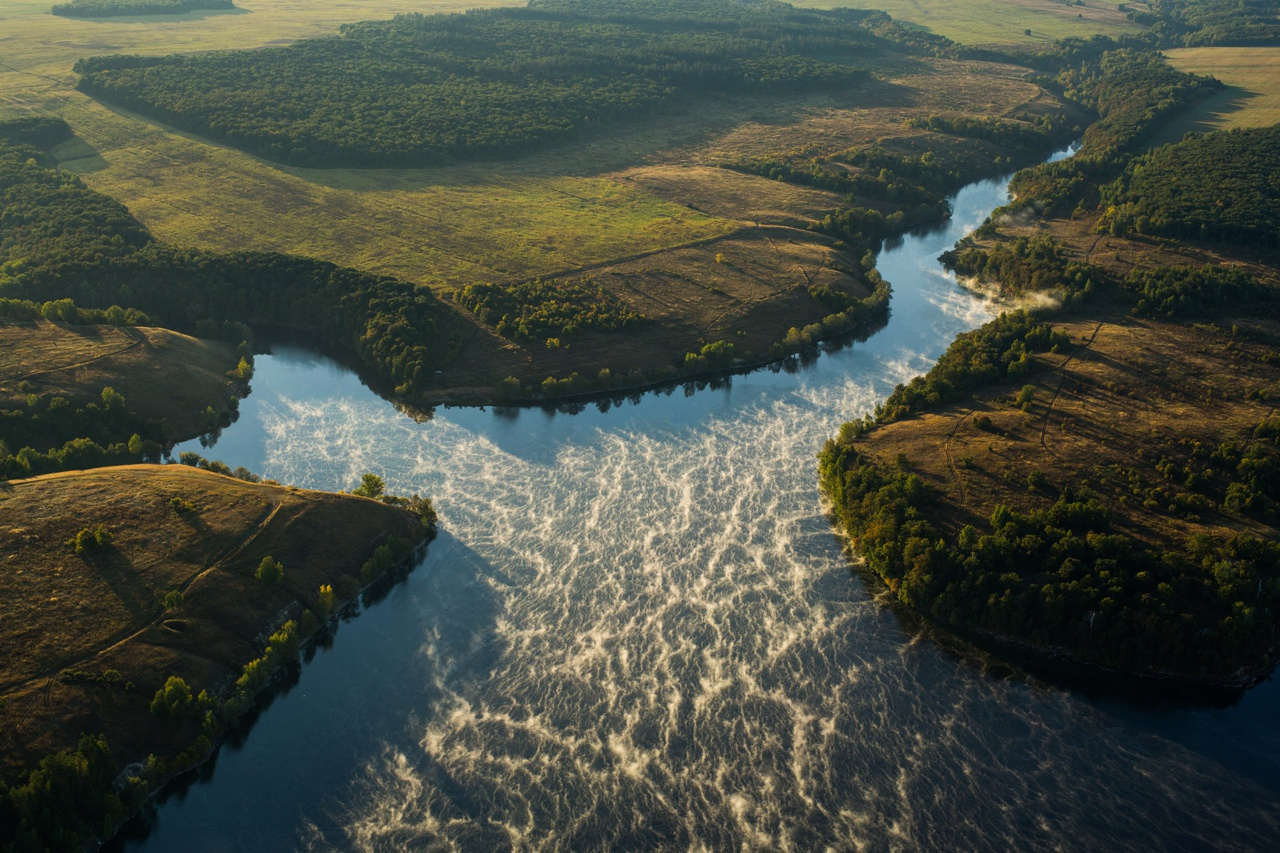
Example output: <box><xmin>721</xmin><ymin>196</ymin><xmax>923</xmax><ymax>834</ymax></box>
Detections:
<box><xmin>1152</xmin><ymin>47</ymin><xmax>1280</xmax><ymax>145</ymax></box>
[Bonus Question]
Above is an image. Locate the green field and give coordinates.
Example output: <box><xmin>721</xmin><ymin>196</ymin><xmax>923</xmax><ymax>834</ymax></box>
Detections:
<box><xmin>0</xmin><ymin>0</ymin><xmax>740</xmax><ymax>292</ymax></box>
<box><xmin>1150</xmin><ymin>47</ymin><xmax>1280</xmax><ymax>145</ymax></box>
<box><xmin>795</xmin><ymin>0</ymin><xmax>1141</xmax><ymax>44</ymax></box>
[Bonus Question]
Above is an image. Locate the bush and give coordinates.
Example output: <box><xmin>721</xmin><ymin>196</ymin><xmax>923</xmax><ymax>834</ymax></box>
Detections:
<box><xmin>66</xmin><ymin>524</ymin><xmax>113</xmax><ymax>555</ymax></box>
<box><xmin>149</xmin><ymin>675</ymin><xmax>193</xmax><ymax>726</ymax></box>
<box><xmin>254</xmin><ymin>556</ymin><xmax>284</xmax><ymax>585</ymax></box>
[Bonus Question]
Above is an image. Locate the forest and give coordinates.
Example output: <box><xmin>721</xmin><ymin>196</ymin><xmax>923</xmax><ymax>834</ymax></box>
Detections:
<box><xmin>818</xmin><ymin>438</ymin><xmax>1280</xmax><ymax>679</ymax></box>
<box><xmin>942</xmin><ymin>234</ymin><xmax>1102</xmax><ymax>302</ymax></box>
<box><xmin>71</xmin><ymin>0</ymin><xmax>908</xmax><ymax>167</ymax></box>
<box><xmin>1124</xmin><ymin>0</ymin><xmax>1280</xmax><ymax>47</ymax></box>
<box><xmin>50</xmin><ymin>0</ymin><xmax>234</xmax><ymax>17</ymax></box>
<box><xmin>1097</xmin><ymin>125</ymin><xmax>1280</xmax><ymax>249</ymax></box>
<box><xmin>1007</xmin><ymin>47</ymin><xmax>1219</xmax><ymax>213</ymax></box>
<box><xmin>455</xmin><ymin>278</ymin><xmax>645</xmax><ymax>346</ymax></box>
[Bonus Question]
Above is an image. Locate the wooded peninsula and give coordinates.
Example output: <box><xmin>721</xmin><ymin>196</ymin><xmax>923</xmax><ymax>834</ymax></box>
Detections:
<box><xmin>820</xmin><ymin>0</ymin><xmax>1280</xmax><ymax>686</ymax></box>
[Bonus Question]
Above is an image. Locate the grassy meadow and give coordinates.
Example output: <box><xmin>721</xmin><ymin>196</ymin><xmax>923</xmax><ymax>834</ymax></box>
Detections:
<box><xmin>1148</xmin><ymin>47</ymin><xmax>1280</xmax><ymax>145</ymax></box>
<box><xmin>0</xmin><ymin>0</ymin><xmax>737</xmax><ymax>292</ymax></box>
<box><xmin>795</xmin><ymin>0</ymin><xmax>1141</xmax><ymax>45</ymax></box>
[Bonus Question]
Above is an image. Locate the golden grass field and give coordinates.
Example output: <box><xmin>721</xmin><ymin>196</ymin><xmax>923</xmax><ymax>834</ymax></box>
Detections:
<box><xmin>797</xmin><ymin>0</ymin><xmax>1141</xmax><ymax>45</ymax></box>
<box><xmin>864</xmin><ymin>306</ymin><xmax>1280</xmax><ymax>547</ymax></box>
<box><xmin>859</xmin><ymin>210</ymin><xmax>1280</xmax><ymax>553</ymax></box>
<box><xmin>0</xmin><ymin>320</ymin><xmax>241</xmax><ymax>439</ymax></box>
<box><xmin>0</xmin><ymin>464</ymin><xmax>423</xmax><ymax>778</ymax></box>
<box><xmin>1148</xmin><ymin>47</ymin><xmax>1280</xmax><ymax>145</ymax></box>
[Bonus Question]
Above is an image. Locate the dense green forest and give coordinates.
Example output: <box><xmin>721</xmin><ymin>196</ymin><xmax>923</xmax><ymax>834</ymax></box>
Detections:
<box><xmin>819</xmin><ymin>440</ymin><xmax>1280</xmax><ymax>680</ymax></box>
<box><xmin>50</xmin><ymin>0</ymin><xmax>233</xmax><ymax>17</ymax></box>
<box><xmin>0</xmin><ymin>128</ymin><xmax>466</xmax><ymax>408</ymax></box>
<box><xmin>1007</xmin><ymin>47</ymin><xmax>1219</xmax><ymax>213</ymax></box>
<box><xmin>1123</xmin><ymin>264</ymin><xmax>1271</xmax><ymax>317</ymax></box>
<box><xmin>71</xmin><ymin>0</ymin><xmax>921</xmax><ymax>167</ymax></box>
<box><xmin>1097</xmin><ymin>126</ymin><xmax>1280</xmax><ymax>249</ymax></box>
<box><xmin>1123</xmin><ymin>0</ymin><xmax>1280</xmax><ymax>47</ymax></box>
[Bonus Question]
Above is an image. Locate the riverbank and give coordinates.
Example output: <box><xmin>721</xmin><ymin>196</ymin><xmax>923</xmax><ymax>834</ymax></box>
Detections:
<box><xmin>0</xmin><ymin>464</ymin><xmax>436</xmax><ymax>849</ymax></box>
<box><xmin>821</xmin><ymin>151</ymin><xmax>1280</xmax><ymax>688</ymax></box>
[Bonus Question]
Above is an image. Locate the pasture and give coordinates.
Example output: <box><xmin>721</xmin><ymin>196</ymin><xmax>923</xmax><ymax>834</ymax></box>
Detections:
<box><xmin>796</xmin><ymin>0</ymin><xmax>1141</xmax><ymax>45</ymax></box>
<box><xmin>1150</xmin><ymin>47</ymin><xmax>1280</xmax><ymax>145</ymax></box>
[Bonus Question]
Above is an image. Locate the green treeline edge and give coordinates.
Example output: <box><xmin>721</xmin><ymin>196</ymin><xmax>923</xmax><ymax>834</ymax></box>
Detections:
<box><xmin>51</xmin><ymin>0</ymin><xmax>234</xmax><ymax>18</ymax></box>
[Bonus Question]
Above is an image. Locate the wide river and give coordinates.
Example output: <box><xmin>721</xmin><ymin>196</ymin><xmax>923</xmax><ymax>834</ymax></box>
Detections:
<box><xmin>120</xmin><ymin>156</ymin><xmax>1280</xmax><ymax>851</ymax></box>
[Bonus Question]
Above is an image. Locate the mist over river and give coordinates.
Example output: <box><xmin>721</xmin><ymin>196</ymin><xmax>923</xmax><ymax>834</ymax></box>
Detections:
<box><xmin>117</xmin><ymin>156</ymin><xmax>1280</xmax><ymax>851</ymax></box>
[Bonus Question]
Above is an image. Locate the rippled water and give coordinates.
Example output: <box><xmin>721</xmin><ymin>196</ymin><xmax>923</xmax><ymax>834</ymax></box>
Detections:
<box><xmin>118</xmin><ymin>161</ymin><xmax>1280</xmax><ymax>851</ymax></box>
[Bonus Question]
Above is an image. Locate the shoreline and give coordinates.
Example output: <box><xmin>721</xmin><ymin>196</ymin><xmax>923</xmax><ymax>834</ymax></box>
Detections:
<box><xmin>843</xmin><ymin>551</ymin><xmax>1275</xmax><ymax>699</ymax></box>
<box><xmin>98</xmin><ymin>530</ymin><xmax>434</xmax><ymax>851</ymax></box>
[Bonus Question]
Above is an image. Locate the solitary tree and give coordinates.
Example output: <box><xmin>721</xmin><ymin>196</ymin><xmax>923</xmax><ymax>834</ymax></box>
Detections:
<box><xmin>255</xmin><ymin>556</ymin><xmax>284</xmax><ymax>585</ymax></box>
<box><xmin>352</xmin><ymin>473</ymin><xmax>385</xmax><ymax>499</ymax></box>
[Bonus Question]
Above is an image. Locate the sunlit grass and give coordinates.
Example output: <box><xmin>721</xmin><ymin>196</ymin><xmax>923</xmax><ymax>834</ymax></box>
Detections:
<box><xmin>1149</xmin><ymin>47</ymin><xmax>1280</xmax><ymax>146</ymax></box>
<box><xmin>793</xmin><ymin>0</ymin><xmax>1141</xmax><ymax>45</ymax></box>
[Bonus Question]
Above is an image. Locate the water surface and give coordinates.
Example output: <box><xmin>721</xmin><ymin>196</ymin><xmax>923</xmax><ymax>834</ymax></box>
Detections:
<box><xmin>123</xmin><ymin>162</ymin><xmax>1280</xmax><ymax>851</ymax></box>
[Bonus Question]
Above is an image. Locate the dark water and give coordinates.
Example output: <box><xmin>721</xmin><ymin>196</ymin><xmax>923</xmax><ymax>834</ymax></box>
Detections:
<box><xmin>121</xmin><ymin>156</ymin><xmax>1280</xmax><ymax>851</ymax></box>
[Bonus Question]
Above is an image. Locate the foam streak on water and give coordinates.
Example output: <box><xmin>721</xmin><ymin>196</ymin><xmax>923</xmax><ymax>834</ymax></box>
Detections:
<box><xmin>139</xmin><ymin>159</ymin><xmax>1280</xmax><ymax>852</ymax></box>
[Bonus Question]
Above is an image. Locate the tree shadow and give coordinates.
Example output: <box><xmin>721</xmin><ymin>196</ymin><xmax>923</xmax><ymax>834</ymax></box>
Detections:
<box><xmin>87</xmin><ymin>547</ymin><xmax>159</xmax><ymax>624</ymax></box>
<box><xmin>52</xmin><ymin>133</ymin><xmax>109</xmax><ymax>175</ymax></box>
<box><xmin>1146</xmin><ymin>86</ymin><xmax>1264</xmax><ymax>147</ymax></box>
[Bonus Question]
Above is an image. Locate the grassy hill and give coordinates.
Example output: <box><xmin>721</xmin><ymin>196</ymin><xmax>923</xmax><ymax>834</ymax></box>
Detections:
<box><xmin>0</xmin><ymin>464</ymin><xmax>434</xmax><ymax>846</ymax></box>
<box><xmin>0</xmin><ymin>319</ymin><xmax>246</xmax><ymax>441</ymax></box>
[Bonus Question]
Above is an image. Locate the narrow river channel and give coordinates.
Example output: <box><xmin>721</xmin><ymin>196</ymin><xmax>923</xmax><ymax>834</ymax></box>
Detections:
<box><xmin>117</xmin><ymin>154</ymin><xmax>1280</xmax><ymax>851</ymax></box>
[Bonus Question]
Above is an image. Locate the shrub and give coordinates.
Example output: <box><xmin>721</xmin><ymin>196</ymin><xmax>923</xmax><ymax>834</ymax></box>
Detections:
<box><xmin>254</xmin><ymin>556</ymin><xmax>284</xmax><ymax>585</ymax></box>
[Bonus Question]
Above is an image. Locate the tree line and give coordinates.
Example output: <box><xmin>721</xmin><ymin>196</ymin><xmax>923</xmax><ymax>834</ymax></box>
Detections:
<box><xmin>818</xmin><ymin>441</ymin><xmax>1280</xmax><ymax>679</ymax></box>
<box><xmin>454</xmin><ymin>277</ymin><xmax>645</xmax><ymax>346</ymax></box>
<box><xmin>51</xmin><ymin>0</ymin><xmax>233</xmax><ymax>17</ymax></box>
<box><xmin>1097</xmin><ymin>125</ymin><xmax>1280</xmax><ymax>250</ymax></box>
<box><xmin>1122</xmin><ymin>0</ymin><xmax>1280</xmax><ymax>48</ymax></box>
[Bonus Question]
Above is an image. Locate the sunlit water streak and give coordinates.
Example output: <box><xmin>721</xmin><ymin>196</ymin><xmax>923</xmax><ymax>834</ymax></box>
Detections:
<box><xmin>121</xmin><ymin>160</ymin><xmax>1280</xmax><ymax>852</ymax></box>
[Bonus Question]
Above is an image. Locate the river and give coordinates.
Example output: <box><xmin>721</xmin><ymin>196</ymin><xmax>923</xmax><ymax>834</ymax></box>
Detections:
<box><xmin>116</xmin><ymin>156</ymin><xmax>1280</xmax><ymax>851</ymax></box>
